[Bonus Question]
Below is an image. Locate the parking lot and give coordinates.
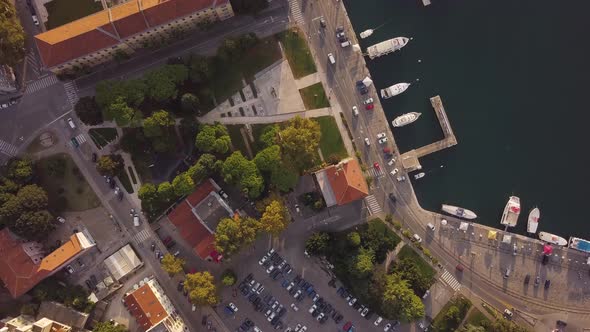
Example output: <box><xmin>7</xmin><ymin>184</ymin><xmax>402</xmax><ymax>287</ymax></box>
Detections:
<box><xmin>222</xmin><ymin>247</ymin><xmax>404</xmax><ymax>332</ymax></box>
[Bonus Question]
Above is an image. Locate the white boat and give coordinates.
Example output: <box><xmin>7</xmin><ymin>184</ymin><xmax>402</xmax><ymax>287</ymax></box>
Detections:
<box><xmin>539</xmin><ymin>232</ymin><xmax>567</xmax><ymax>246</ymax></box>
<box><xmin>500</xmin><ymin>196</ymin><xmax>520</xmax><ymax>227</ymax></box>
<box><xmin>441</xmin><ymin>204</ymin><xmax>477</xmax><ymax>220</ymax></box>
<box><xmin>527</xmin><ymin>208</ymin><xmax>540</xmax><ymax>234</ymax></box>
<box><xmin>392</xmin><ymin>112</ymin><xmax>421</xmax><ymax>127</ymax></box>
<box><xmin>367</xmin><ymin>37</ymin><xmax>410</xmax><ymax>59</ymax></box>
<box><xmin>414</xmin><ymin>172</ymin><xmax>425</xmax><ymax>180</ymax></box>
<box><xmin>569</xmin><ymin>237</ymin><xmax>590</xmax><ymax>254</ymax></box>
<box><xmin>380</xmin><ymin>83</ymin><xmax>410</xmax><ymax>99</ymax></box>
<box><xmin>360</xmin><ymin>29</ymin><xmax>374</xmax><ymax>39</ymax></box>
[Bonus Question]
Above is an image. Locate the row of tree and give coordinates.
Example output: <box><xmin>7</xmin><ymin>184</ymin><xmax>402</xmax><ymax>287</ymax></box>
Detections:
<box><xmin>0</xmin><ymin>0</ymin><xmax>25</xmax><ymax>66</ymax></box>
<box><xmin>0</xmin><ymin>159</ymin><xmax>56</xmax><ymax>240</ymax></box>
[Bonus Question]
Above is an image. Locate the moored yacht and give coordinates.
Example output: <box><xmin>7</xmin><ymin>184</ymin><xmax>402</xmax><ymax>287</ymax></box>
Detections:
<box><xmin>500</xmin><ymin>196</ymin><xmax>520</xmax><ymax>227</ymax></box>
<box><xmin>441</xmin><ymin>204</ymin><xmax>477</xmax><ymax>220</ymax></box>
<box><xmin>539</xmin><ymin>232</ymin><xmax>567</xmax><ymax>246</ymax></box>
<box><xmin>380</xmin><ymin>83</ymin><xmax>410</xmax><ymax>99</ymax></box>
<box><xmin>392</xmin><ymin>112</ymin><xmax>421</xmax><ymax>127</ymax></box>
<box><xmin>527</xmin><ymin>208</ymin><xmax>540</xmax><ymax>234</ymax></box>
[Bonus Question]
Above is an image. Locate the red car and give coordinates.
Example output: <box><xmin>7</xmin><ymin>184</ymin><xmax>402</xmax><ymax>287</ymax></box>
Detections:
<box><xmin>373</xmin><ymin>162</ymin><xmax>380</xmax><ymax>171</ymax></box>
<box><xmin>365</xmin><ymin>103</ymin><xmax>374</xmax><ymax>110</ymax></box>
<box><xmin>342</xmin><ymin>321</ymin><xmax>354</xmax><ymax>332</ymax></box>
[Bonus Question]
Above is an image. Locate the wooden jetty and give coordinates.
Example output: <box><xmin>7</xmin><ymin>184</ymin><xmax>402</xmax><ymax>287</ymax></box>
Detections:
<box><xmin>400</xmin><ymin>96</ymin><xmax>457</xmax><ymax>171</ymax></box>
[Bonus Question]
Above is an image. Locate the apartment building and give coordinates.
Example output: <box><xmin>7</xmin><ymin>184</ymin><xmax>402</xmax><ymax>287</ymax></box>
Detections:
<box><xmin>1</xmin><ymin>316</ymin><xmax>72</xmax><ymax>332</ymax></box>
<box><xmin>34</xmin><ymin>0</ymin><xmax>234</xmax><ymax>74</ymax></box>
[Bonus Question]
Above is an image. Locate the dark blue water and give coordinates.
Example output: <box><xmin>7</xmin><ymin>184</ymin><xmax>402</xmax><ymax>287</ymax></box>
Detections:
<box><xmin>344</xmin><ymin>0</ymin><xmax>590</xmax><ymax>238</ymax></box>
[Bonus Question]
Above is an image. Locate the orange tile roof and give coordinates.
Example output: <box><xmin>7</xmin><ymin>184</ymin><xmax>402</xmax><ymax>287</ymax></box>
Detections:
<box><xmin>34</xmin><ymin>0</ymin><xmax>223</xmax><ymax>68</ymax></box>
<box><xmin>0</xmin><ymin>229</ymin><xmax>86</xmax><ymax>298</ymax></box>
<box><xmin>124</xmin><ymin>283</ymin><xmax>168</xmax><ymax>331</ymax></box>
<box><xmin>326</xmin><ymin>159</ymin><xmax>369</xmax><ymax>205</ymax></box>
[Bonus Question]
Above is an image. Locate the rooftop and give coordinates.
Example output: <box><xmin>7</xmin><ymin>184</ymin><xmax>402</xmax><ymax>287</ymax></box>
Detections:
<box><xmin>315</xmin><ymin>158</ymin><xmax>369</xmax><ymax>207</ymax></box>
<box><xmin>103</xmin><ymin>244</ymin><xmax>142</xmax><ymax>281</ymax></box>
<box><xmin>124</xmin><ymin>282</ymin><xmax>168</xmax><ymax>331</ymax></box>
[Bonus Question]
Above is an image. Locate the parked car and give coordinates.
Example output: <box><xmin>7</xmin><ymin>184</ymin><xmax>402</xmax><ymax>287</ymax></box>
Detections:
<box><xmin>545</xmin><ymin>279</ymin><xmax>551</xmax><ymax>289</ymax></box>
<box><xmin>524</xmin><ymin>274</ymin><xmax>530</xmax><ymax>284</ymax></box>
<box><xmin>348</xmin><ymin>297</ymin><xmax>357</xmax><ymax>306</ymax></box>
<box><xmin>364</xmin><ymin>137</ymin><xmax>370</xmax><ymax>146</ymax></box>
<box><xmin>383</xmin><ymin>323</ymin><xmax>392</xmax><ymax>331</ymax></box>
<box><xmin>412</xmin><ymin>234</ymin><xmax>423</xmax><ymax>243</ymax></box>
<box><xmin>534</xmin><ymin>275</ymin><xmax>540</xmax><ymax>287</ymax></box>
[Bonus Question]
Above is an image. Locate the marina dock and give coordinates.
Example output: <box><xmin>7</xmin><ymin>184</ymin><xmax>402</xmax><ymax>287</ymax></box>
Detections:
<box><xmin>401</xmin><ymin>96</ymin><xmax>457</xmax><ymax>171</ymax></box>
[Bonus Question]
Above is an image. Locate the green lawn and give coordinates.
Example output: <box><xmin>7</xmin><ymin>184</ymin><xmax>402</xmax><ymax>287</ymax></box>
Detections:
<box><xmin>464</xmin><ymin>307</ymin><xmax>491</xmax><ymax>328</ymax></box>
<box><xmin>431</xmin><ymin>296</ymin><xmax>472</xmax><ymax>332</ymax></box>
<box><xmin>89</xmin><ymin>128</ymin><xmax>118</xmax><ymax>149</ymax></box>
<box><xmin>45</xmin><ymin>0</ymin><xmax>103</xmax><ymax>29</ymax></box>
<box><xmin>397</xmin><ymin>244</ymin><xmax>436</xmax><ymax>279</ymax></box>
<box><xmin>314</xmin><ymin>116</ymin><xmax>347</xmax><ymax>161</ymax></box>
<box><xmin>299</xmin><ymin>82</ymin><xmax>330</xmax><ymax>110</ymax></box>
<box><xmin>37</xmin><ymin>153</ymin><xmax>100</xmax><ymax>211</ymax></box>
<box><xmin>117</xmin><ymin>167</ymin><xmax>134</xmax><ymax>194</ymax></box>
<box><xmin>277</xmin><ymin>28</ymin><xmax>317</xmax><ymax>79</ymax></box>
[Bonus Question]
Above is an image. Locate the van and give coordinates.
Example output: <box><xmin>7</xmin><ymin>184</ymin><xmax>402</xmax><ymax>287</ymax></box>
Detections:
<box><xmin>133</xmin><ymin>215</ymin><xmax>140</xmax><ymax>226</ymax></box>
<box><xmin>328</xmin><ymin>53</ymin><xmax>336</xmax><ymax>65</ymax></box>
<box><xmin>341</xmin><ymin>40</ymin><xmax>351</xmax><ymax>48</ymax></box>
<box><xmin>67</xmin><ymin>117</ymin><xmax>76</xmax><ymax>129</ymax></box>
<box><xmin>31</xmin><ymin>15</ymin><xmax>39</xmax><ymax>26</ymax></box>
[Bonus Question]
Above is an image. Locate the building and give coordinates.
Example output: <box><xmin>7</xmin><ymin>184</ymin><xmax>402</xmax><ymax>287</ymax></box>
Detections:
<box><xmin>37</xmin><ymin>302</ymin><xmax>89</xmax><ymax>331</ymax></box>
<box><xmin>166</xmin><ymin>178</ymin><xmax>232</xmax><ymax>261</ymax></box>
<box><xmin>314</xmin><ymin>158</ymin><xmax>369</xmax><ymax>207</ymax></box>
<box><xmin>1</xmin><ymin>315</ymin><xmax>72</xmax><ymax>332</ymax></box>
<box><xmin>123</xmin><ymin>277</ymin><xmax>185</xmax><ymax>332</ymax></box>
<box><xmin>34</xmin><ymin>0</ymin><xmax>234</xmax><ymax>74</ymax></box>
<box><xmin>103</xmin><ymin>244</ymin><xmax>143</xmax><ymax>281</ymax></box>
<box><xmin>0</xmin><ymin>229</ymin><xmax>95</xmax><ymax>298</ymax></box>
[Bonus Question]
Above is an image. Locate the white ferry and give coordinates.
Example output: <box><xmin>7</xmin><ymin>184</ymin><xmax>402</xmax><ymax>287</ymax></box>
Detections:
<box><xmin>367</xmin><ymin>37</ymin><xmax>409</xmax><ymax>60</ymax></box>
<box><xmin>380</xmin><ymin>83</ymin><xmax>410</xmax><ymax>99</ymax></box>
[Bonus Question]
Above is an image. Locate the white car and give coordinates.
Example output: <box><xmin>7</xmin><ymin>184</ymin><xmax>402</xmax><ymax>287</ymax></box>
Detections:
<box><xmin>397</xmin><ymin>175</ymin><xmax>406</xmax><ymax>182</ymax></box>
<box><xmin>427</xmin><ymin>223</ymin><xmax>436</xmax><ymax>231</ymax></box>
<box><xmin>383</xmin><ymin>323</ymin><xmax>392</xmax><ymax>332</ymax></box>
<box><xmin>301</xmin><ymin>327</ymin><xmax>307</xmax><ymax>332</ymax></box>
<box><xmin>418</xmin><ymin>321</ymin><xmax>427</xmax><ymax>330</ymax></box>
<box><xmin>422</xmin><ymin>290</ymin><xmax>430</xmax><ymax>299</ymax></box>
<box><xmin>0</xmin><ymin>103</ymin><xmax>8</xmax><ymax>109</ymax></box>
<box><xmin>376</xmin><ymin>132</ymin><xmax>386</xmax><ymax>139</ymax></box>
<box><xmin>266</xmin><ymin>265</ymin><xmax>275</xmax><ymax>274</ymax></box>
<box><xmin>374</xmin><ymin>316</ymin><xmax>383</xmax><ymax>326</ymax></box>
<box><xmin>65</xmin><ymin>265</ymin><xmax>74</xmax><ymax>274</ymax></box>
<box><xmin>291</xmin><ymin>303</ymin><xmax>299</xmax><ymax>311</ymax></box>
<box><xmin>387</xmin><ymin>158</ymin><xmax>396</xmax><ymax>166</ymax></box>
<box><xmin>259</xmin><ymin>255</ymin><xmax>268</xmax><ymax>265</ymax></box>
<box><xmin>312</xmin><ymin>293</ymin><xmax>320</xmax><ymax>302</ymax></box>
<box><xmin>316</xmin><ymin>312</ymin><xmax>325</xmax><ymax>321</ymax></box>
<box><xmin>412</xmin><ymin>234</ymin><xmax>423</xmax><ymax>243</ymax></box>
<box><xmin>363</xmin><ymin>97</ymin><xmax>374</xmax><ymax>104</ymax></box>
<box><xmin>390</xmin><ymin>168</ymin><xmax>399</xmax><ymax>176</ymax></box>
<box><xmin>294</xmin><ymin>290</ymin><xmax>302</xmax><ymax>299</ymax></box>
<box><xmin>295</xmin><ymin>324</ymin><xmax>302</xmax><ymax>332</ymax></box>
<box><xmin>287</xmin><ymin>282</ymin><xmax>295</xmax><ymax>291</ymax></box>
<box><xmin>379</xmin><ymin>137</ymin><xmax>388</xmax><ymax>144</ymax></box>
<box><xmin>308</xmin><ymin>304</ymin><xmax>317</xmax><ymax>314</ymax></box>
<box><xmin>361</xmin><ymin>307</ymin><xmax>369</xmax><ymax>317</ymax></box>
<box><xmin>352</xmin><ymin>106</ymin><xmax>359</xmax><ymax>116</ymax></box>
<box><xmin>57</xmin><ymin>216</ymin><xmax>66</xmax><ymax>223</ymax></box>
<box><xmin>267</xmin><ymin>311</ymin><xmax>276</xmax><ymax>322</ymax></box>
<box><xmin>364</xmin><ymin>138</ymin><xmax>370</xmax><ymax>146</ymax></box>
<box><xmin>278</xmin><ymin>260</ymin><xmax>286</xmax><ymax>269</ymax></box>
<box><xmin>348</xmin><ymin>297</ymin><xmax>357</xmax><ymax>306</ymax></box>
<box><xmin>192</xmin><ymin>304</ymin><xmax>196</xmax><ymax>311</ymax></box>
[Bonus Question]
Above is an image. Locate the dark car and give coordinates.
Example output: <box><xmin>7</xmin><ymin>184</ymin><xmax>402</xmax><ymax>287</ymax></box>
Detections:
<box><xmin>388</xmin><ymin>193</ymin><xmax>397</xmax><ymax>203</ymax></box>
<box><xmin>334</xmin><ymin>314</ymin><xmax>343</xmax><ymax>324</ymax></box>
<box><xmin>319</xmin><ymin>17</ymin><xmax>326</xmax><ymax>28</ymax></box>
<box><xmin>364</xmin><ymin>310</ymin><xmax>373</xmax><ymax>320</ymax></box>
<box><xmin>545</xmin><ymin>279</ymin><xmax>551</xmax><ymax>289</ymax></box>
<box><xmin>312</xmin><ymin>309</ymin><xmax>321</xmax><ymax>318</ymax></box>
<box><xmin>542</xmin><ymin>254</ymin><xmax>549</xmax><ymax>265</ymax></box>
<box><xmin>91</xmin><ymin>153</ymin><xmax>97</xmax><ymax>162</ymax></box>
<box><xmin>177</xmin><ymin>281</ymin><xmax>184</xmax><ymax>291</ymax></box>
<box><xmin>165</xmin><ymin>240</ymin><xmax>176</xmax><ymax>249</ymax></box>
<box><xmin>524</xmin><ymin>274</ymin><xmax>530</xmax><ymax>284</ymax></box>
<box><xmin>359</xmin><ymin>86</ymin><xmax>368</xmax><ymax>94</ymax></box>
<box><xmin>85</xmin><ymin>280</ymin><xmax>93</xmax><ymax>289</ymax></box>
<box><xmin>245</xmin><ymin>273</ymin><xmax>253</xmax><ymax>282</ymax></box>
<box><xmin>272</xmin><ymin>272</ymin><xmax>283</xmax><ymax>281</ymax></box>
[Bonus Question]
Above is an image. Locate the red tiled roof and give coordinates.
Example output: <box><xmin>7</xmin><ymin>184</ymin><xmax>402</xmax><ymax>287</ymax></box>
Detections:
<box><xmin>185</xmin><ymin>179</ymin><xmax>214</xmax><ymax>206</ymax></box>
<box><xmin>124</xmin><ymin>283</ymin><xmax>168</xmax><ymax>331</ymax></box>
<box><xmin>325</xmin><ymin>159</ymin><xmax>369</xmax><ymax>205</ymax></box>
<box><xmin>34</xmin><ymin>0</ymin><xmax>223</xmax><ymax>68</ymax></box>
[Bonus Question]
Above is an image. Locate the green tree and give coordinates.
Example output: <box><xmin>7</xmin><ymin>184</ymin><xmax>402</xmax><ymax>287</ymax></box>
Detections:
<box><xmin>180</xmin><ymin>93</ymin><xmax>200</xmax><ymax>114</ymax></box>
<box><xmin>254</xmin><ymin>145</ymin><xmax>281</xmax><ymax>172</ymax></box>
<box><xmin>270</xmin><ymin>163</ymin><xmax>298</xmax><ymax>192</ymax></box>
<box><xmin>362</xmin><ymin>218</ymin><xmax>400</xmax><ymax>263</ymax></box>
<box><xmin>215</xmin><ymin>216</ymin><xmax>260</xmax><ymax>256</ymax></box>
<box><xmin>184</xmin><ymin>271</ymin><xmax>218</xmax><ymax>306</ymax></box>
<box><xmin>144</xmin><ymin>65</ymin><xmax>188</xmax><ymax>101</ymax></box>
<box><xmin>222</xmin><ymin>151</ymin><xmax>264</xmax><ymax>199</ymax></box>
<box><xmin>187</xmin><ymin>154</ymin><xmax>216</xmax><ymax>184</ymax></box>
<box><xmin>96</xmin><ymin>155</ymin><xmax>119</xmax><ymax>176</ymax></box>
<box><xmin>138</xmin><ymin>183</ymin><xmax>158</xmax><ymax>203</ymax></box>
<box><xmin>195</xmin><ymin>124</ymin><xmax>231</xmax><ymax>155</ymax></box>
<box><xmin>489</xmin><ymin>319</ymin><xmax>529</xmax><ymax>332</ymax></box>
<box><xmin>393</xmin><ymin>258</ymin><xmax>434</xmax><ymax>294</ymax></box>
<box><xmin>0</xmin><ymin>0</ymin><xmax>25</xmax><ymax>66</ymax></box>
<box><xmin>351</xmin><ymin>247</ymin><xmax>374</xmax><ymax>278</ymax></box>
<box><xmin>188</xmin><ymin>54</ymin><xmax>213</xmax><ymax>83</ymax></box>
<box><xmin>105</xmin><ymin>96</ymin><xmax>137</xmax><ymax>127</ymax></box>
<box><xmin>93</xmin><ymin>321</ymin><xmax>129</xmax><ymax>332</ymax></box>
<box><xmin>259</xmin><ymin>124</ymin><xmax>279</xmax><ymax>148</ymax></box>
<box><xmin>445</xmin><ymin>305</ymin><xmax>461</xmax><ymax>326</ymax></box>
<box><xmin>220</xmin><ymin>269</ymin><xmax>237</xmax><ymax>286</ymax></box>
<box><xmin>161</xmin><ymin>253</ymin><xmax>185</xmax><ymax>275</ymax></box>
<box><xmin>6</xmin><ymin>158</ymin><xmax>33</xmax><ymax>183</ymax></box>
<box><xmin>172</xmin><ymin>173</ymin><xmax>194</xmax><ymax>196</ymax></box>
<box><xmin>347</xmin><ymin>232</ymin><xmax>361</xmax><ymax>247</ymax></box>
<box><xmin>305</xmin><ymin>232</ymin><xmax>330</xmax><ymax>256</ymax></box>
<box><xmin>143</xmin><ymin>110</ymin><xmax>175</xmax><ymax>138</ymax></box>
<box><xmin>460</xmin><ymin>325</ymin><xmax>486</xmax><ymax>332</ymax></box>
<box><xmin>75</xmin><ymin>96</ymin><xmax>103</xmax><ymax>125</ymax></box>
<box><xmin>95</xmin><ymin>79</ymin><xmax>146</xmax><ymax>109</ymax></box>
<box><xmin>260</xmin><ymin>200</ymin><xmax>289</xmax><ymax>235</ymax></box>
<box><xmin>381</xmin><ymin>273</ymin><xmax>425</xmax><ymax>321</ymax></box>
<box><xmin>157</xmin><ymin>181</ymin><xmax>176</xmax><ymax>202</ymax></box>
<box><xmin>278</xmin><ymin>116</ymin><xmax>321</xmax><ymax>171</ymax></box>
<box><xmin>16</xmin><ymin>184</ymin><xmax>48</xmax><ymax>210</ymax></box>
<box><xmin>13</xmin><ymin>210</ymin><xmax>55</xmax><ymax>240</ymax></box>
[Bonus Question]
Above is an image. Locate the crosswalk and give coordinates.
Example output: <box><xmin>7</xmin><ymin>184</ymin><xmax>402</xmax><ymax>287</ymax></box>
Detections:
<box><xmin>132</xmin><ymin>229</ymin><xmax>152</xmax><ymax>244</ymax></box>
<box><xmin>0</xmin><ymin>139</ymin><xmax>17</xmax><ymax>157</ymax></box>
<box><xmin>364</xmin><ymin>195</ymin><xmax>382</xmax><ymax>215</ymax></box>
<box><xmin>25</xmin><ymin>75</ymin><xmax>58</xmax><ymax>94</ymax></box>
<box><xmin>288</xmin><ymin>0</ymin><xmax>304</xmax><ymax>25</ymax></box>
<box><xmin>364</xmin><ymin>167</ymin><xmax>385</xmax><ymax>179</ymax></box>
<box><xmin>75</xmin><ymin>134</ymin><xmax>87</xmax><ymax>144</ymax></box>
<box><xmin>64</xmin><ymin>81</ymin><xmax>79</xmax><ymax>106</ymax></box>
<box><xmin>26</xmin><ymin>52</ymin><xmax>41</xmax><ymax>77</ymax></box>
<box><xmin>440</xmin><ymin>270</ymin><xmax>462</xmax><ymax>292</ymax></box>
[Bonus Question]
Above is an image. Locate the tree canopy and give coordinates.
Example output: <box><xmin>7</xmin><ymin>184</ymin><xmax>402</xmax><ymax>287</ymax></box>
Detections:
<box><xmin>0</xmin><ymin>183</ymin><xmax>54</xmax><ymax>240</ymax></box>
<box><xmin>75</xmin><ymin>97</ymin><xmax>103</xmax><ymax>125</ymax></box>
<box><xmin>172</xmin><ymin>173</ymin><xmax>194</xmax><ymax>197</ymax></box>
<box><xmin>184</xmin><ymin>271</ymin><xmax>218</xmax><ymax>306</ymax></box>
<box><xmin>305</xmin><ymin>232</ymin><xmax>330</xmax><ymax>256</ymax></box>
<box><xmin>215</xmin><ymin>216</ymin><xmax>260</xmax><ymax>256</ymax></box>
<box><xmin>195</xmin><ymin>123</ymin><xmax>231</xmax><ymax>155</ymax></box>
<box><xmin>381</xmin><ymin>273</ymin><xmax>425</xmax><ymax>321</ymax></box>
<box><xmin>96</xmin><ymin>155</ymin><xmax>119</xmax><ymax>176</ymax></box>
<box><xmin>143</xmin><ymin>110</ymin><xmax>175</xmax><ymax>138</ymax></box>
<box><xmin>180</xmin><ymin>93</ymin><xmax>200</xmax><ymax>114</ymax></box>
<box><xmin>144</xmin><ymin>65</ymin><xmax>188</xmax><ymax>101</ymax></box>
<box><xmin>186</xmin><ymin>154</ymin><xmax>217</xmax><ymax>184</ymax></box>
<box><xmin>104</xmin><ymin>97</ymin><xmax>137</xmax><ymax>127</ymax></box>
<box><xmin>93</xmin><ymin>321</ymin><xmax>129</xmax><ymax>332</ymax></box>
<box><xmin>259</xmin><ymin>200</ymin><xmax>289</xmax><ymax>235</ymax></box>
<box><xmin>221</xmin><ymin>152</ymin><xmax>264</xmax><ymax>199</ymax></box>
<box><xmin>350</xmin><ymin>247</ymin><xmax>375</xmax><ymax>278</ymax></box>
<box><xmin>0</xmin><ymin>0</ymin><xmax>25</xmax><ymax>66</ymax></box>
<box><xmin>95</xmin><ymin>79</ymin><xmax>147</xmax><ymax>110</ymax></box>
<box><xmin>161</xmin><ymin>253</ymin><xmax>185</xmax><ymax>275</ymax></box>
<box><xmin>278</xmin><ymin>117</ymin><xmax>321</xmax><ymax>171</ymax></box>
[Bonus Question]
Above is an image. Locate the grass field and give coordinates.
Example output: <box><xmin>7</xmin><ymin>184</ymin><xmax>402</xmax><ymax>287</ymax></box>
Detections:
<box><xmin>299</xmin><ymin>83</ymin><xmax>330</xmax><ymax>110</ymax></box>
<box><xmin>89</xmin><ymin>128</ymin><xmax>118</xmax><ymax>149</ymax></box>
<box><xmin>464</xmin><ymin>307</ymin><xmax>491</xmax><ymax>327</ymax></box>
<box><xmin>397</xmin><ymin>244</ymin><xmax>436</xmax><ymax>279</ymax></box>
<box><xmin>277</xmin><ymin>29</ymin><xmax>317</xmax><ymax>79</ymax></box>
<box><xmin>45</xmin><ymin>0</ymin><xmax>103</xmax><ymax>29</ymax></box>
<box><xmin>37</xmin><ymin>153</ymin><xmax>100</xmax><ymax>211</ymax></box>
<box><xmin>431</xmin><ymin>295</ymin><xmax>472</xmax><ymax>332</ymax></box>
<box><xmin>315</xmin><ymin>116</ymin><xmax>347</xmax><ymax>161</ymax></box>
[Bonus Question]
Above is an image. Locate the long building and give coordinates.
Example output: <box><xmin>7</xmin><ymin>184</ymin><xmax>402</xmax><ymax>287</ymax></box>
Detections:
<box><xmin>34</xmin><ymin>0</ymin><xmax>234</xmax><ymax>74</ymax></box>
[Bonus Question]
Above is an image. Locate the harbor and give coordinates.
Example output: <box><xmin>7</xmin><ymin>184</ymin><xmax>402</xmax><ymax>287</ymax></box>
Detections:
<box><xmin>400</xmin><ymin>95</ymin><xmax>457</xmax><ymax>172</ymax></box>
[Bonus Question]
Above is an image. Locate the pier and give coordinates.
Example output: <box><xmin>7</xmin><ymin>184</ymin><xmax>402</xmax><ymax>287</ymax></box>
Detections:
<box><xmin>401</xmin><ymin>96</ymin><xmax>457</xmax><ymax>171</ymax></box>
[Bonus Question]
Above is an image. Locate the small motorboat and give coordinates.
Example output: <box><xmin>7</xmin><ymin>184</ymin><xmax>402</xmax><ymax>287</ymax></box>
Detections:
<box><xmin>414</xmin><ymin>172</ymin><xmax>425</xmax><ymax>180</ymax></box>
<box><xmin>527</xmin><ymin>208</ymin><xmax>540</xmax><ymax>234</ymax></box>
<box><xmin>360</xmin><ymin>29</ymin><xmax>374</xmax><ymax>39</ymax></box>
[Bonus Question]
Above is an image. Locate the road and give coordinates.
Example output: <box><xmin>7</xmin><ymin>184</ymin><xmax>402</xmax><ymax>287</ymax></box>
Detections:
<box><xmin>297</xmin><ymin>0</ymin><xmax>590</xmax><ymax>329</ymax></box>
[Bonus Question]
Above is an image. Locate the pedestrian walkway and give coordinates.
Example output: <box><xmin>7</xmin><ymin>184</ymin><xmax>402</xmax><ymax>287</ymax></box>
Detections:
<box><xmin>26</xmin><ymin>52</ymin><xmax>41</xmax><ymax>77</ymax></box>
<box><xmin>288</xmin><ymin>0</ymin><xmax>304</xmax><ymax>25</ymax></box>
<box><xmin>25</xmin><ymin>75</ymin><xmax>58</xmax><ymax>94</ymax></box>
<box><xmin>0</xmin><ymin>139</ymin><xmax>17</xmax><ymax>157</ymax></box>
<box><xmin>364</xmin><ymin>195</ymin><xmax>382</xmax><ymax>215</ymax></box>
<box><xmin>364</xmin><ymin>166</ymin><xmax>385</xmax><ymax>179</ymax></box>
<box><xmin>440</xmin><ymin>270</ymin><xmax>462</xmax><ymax>292</ymax></box>
<box><xmin>75</xmin><ymin>133</ymin><xmax>87</xmax><ymax>144</ymax></box>
<box><xmin>64</xmin><ymin>81</ymin><xmax>79</xmax><ymax>106</ymax></box>
<box><xmin>132</xmin><ymin>229</ymin><xmax>152</xmax><ymax>244</ymax></box>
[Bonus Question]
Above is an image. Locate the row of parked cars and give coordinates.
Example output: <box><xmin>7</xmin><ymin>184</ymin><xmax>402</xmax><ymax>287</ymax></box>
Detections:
<box><xmin>336</xmin><ymin>286</ymin><xmax>400</xmax><ymax>331</ymax></box>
